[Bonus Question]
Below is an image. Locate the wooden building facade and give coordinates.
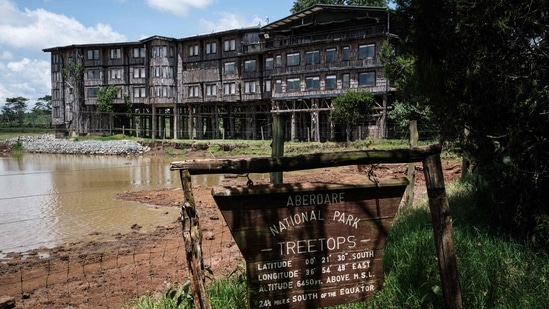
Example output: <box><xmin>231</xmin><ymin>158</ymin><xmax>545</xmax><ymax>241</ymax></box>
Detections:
<box><xmin>43</xmin><ymin>5</ymin><xmax>397</xmax><ymax>141</ymax></box>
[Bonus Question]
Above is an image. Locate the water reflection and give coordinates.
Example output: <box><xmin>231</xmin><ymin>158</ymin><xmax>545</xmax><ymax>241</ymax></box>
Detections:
<box><xmin>0</xmin><ymin>153</ymin><xmax>225</xmax><ymax>254</ymax></box>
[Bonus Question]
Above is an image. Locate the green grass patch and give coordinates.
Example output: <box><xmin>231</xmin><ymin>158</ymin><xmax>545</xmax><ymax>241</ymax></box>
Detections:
<box><xmin>128</xmin><ymin>178</ymin><xmax>549</xmax><ymax>308</ymax></box>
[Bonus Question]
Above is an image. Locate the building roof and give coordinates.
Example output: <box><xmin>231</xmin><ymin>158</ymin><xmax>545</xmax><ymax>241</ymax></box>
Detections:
<box><xmin>261</xmin><ymin>4</ymin><xmax>388</xmax><ymax>33</ymax></box>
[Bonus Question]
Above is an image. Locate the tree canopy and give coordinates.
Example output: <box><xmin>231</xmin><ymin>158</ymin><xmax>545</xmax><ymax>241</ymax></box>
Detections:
<box><xmin>330</xmin><ymin>89</ymin><xmax>375</xmax><ymax>141</ymax></box>
<box><xmin>395</xmin><ymin>0</ymin><xmax>549</xmax><ymax>243</ymax></box>
<box><xmin>290</xmin><ymin>0</ymin><xmax>387</xmax><ymax>13</ymax></box>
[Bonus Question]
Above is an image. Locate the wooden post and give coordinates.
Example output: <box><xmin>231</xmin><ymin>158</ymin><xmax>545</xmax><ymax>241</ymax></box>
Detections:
<box><xmin>270</xmin><ymin>113</ymin><xmax>284</xmax><ymax>184</ymax></box>
<box><xmin>404</xmin><ymin>120</ymin><xmax>419</xmax><ymax>207</ymax></box>
<box><xmin>422</xmin><ymin>154</ymin><xmax>463</xmax><ymax>309</ymax></box>
<box><xmin>179</xmin><ymin>170</ymin><xmax>211</xmax><ymax>309</ymax></box>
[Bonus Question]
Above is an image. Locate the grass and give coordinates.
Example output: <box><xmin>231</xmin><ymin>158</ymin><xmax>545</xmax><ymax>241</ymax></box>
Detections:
<box><xmin>128</xmin><ymin>177</ymin><xmax>549</xmax><ymax>309</ymax></box>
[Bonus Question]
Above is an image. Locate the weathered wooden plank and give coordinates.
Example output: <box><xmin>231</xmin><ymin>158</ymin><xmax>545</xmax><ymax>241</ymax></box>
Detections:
<box><xmin>170</xmin><ymin>144</ymin><xmax>441</xmax><ymax>174</ymax></box>
<box><xmin>212</xmin><ymin>180</ymin><xmax>408</xmax><ymax>308</ymax></box>
<box><xmin>179</xmin><ymin>170</ymin><xmax>212</xmax><ymax>309</ymax></box>
<box><xmin>422</xmin><ymin>154</ymin><xmax>463</xmax><ymax>309</ymax></box>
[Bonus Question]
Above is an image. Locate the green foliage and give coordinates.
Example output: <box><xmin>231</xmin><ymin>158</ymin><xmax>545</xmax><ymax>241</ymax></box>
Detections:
<box><xmin>62</xmin><ymin>57</ymin><xmax>83</xmax><ymax>81</ymax></box>
<box><xmin>97</xmin><ymin>85</ymin><xmax>120</xmax><ymax>113</ymax></box>
<box><xmin>3</xmin><ymin>97</ymin><xmax>29</xmax><ymax>127</ymax></box>
<box><xmin>330</xmin><ymin>89</ymin><xmax>374</xmax><ymax>126</ymax></box>
<box><xmin>290</xmin><ymin>0</ymin><xmax>387</xmax><ymax>13</ymax></box>
<box><xmin>10</xmin><ymin>141</ymin><xmax>23</xmax><ymax>152</ymax></box>
<box><xmin>395</xmin><ymin>0</ymin><xmax>549</xmax><ymax>243</ymax></box>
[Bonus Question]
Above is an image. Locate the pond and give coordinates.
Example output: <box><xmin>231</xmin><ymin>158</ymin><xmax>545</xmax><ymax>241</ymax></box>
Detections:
<box><xmin>0</xmin><ymin>153</ymin><xmax>225</xmax><ymax>256</ymax></box>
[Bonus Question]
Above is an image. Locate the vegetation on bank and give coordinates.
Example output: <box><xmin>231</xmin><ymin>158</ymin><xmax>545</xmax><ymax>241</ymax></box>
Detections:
<box><xmin>128</xmin><ymin>178</ymin><xmax>549</xmax><ymax>309</ymax></box>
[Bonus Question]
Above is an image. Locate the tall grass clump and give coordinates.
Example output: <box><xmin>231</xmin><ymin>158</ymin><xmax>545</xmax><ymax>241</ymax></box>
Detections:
<box><xmin>367</xmin><ymin>177</ymin><xmax>549</xmax><ymax>308</ymax></box>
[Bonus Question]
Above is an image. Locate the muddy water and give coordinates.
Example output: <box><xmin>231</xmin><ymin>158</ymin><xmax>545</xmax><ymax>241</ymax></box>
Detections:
<box><xmin>0</xmin><ymin>153</ymin><xmax>225</xmax><ymax>255</ymax></box>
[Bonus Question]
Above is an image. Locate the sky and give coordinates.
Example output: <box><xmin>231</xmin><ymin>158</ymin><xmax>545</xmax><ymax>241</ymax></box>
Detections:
<box><xmin>0</xmin><ymin>0</ymin><xmax>296</xmax><ymax>110</ymax></box>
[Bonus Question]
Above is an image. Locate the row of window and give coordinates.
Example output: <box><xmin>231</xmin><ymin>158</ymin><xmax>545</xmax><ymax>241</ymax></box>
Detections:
<box><xmin>85</xmin><ymin>66</ymin><xmax>175</xmax><ymax>80</ymax></box>
<box><xmin>223</xmin><ymin>44</ymin><xmax>375</xmax><ymax>75</ymax></box>
<box><xmin>86</xmin><ymin>46</ymin><xmax>173</xmax><ymax>61</ymax></box>
<box><xmin>85</xmin><ymin>71</ymin><xmax>376</xmax><ymax>100</ymax></box>
<box><xmin>84</xmin><ymin>38</ymin><xmax>240</xmax><ymax>62</ymax></box>
<box><xmin>83</xmin><ymin>40</ymin><xmax>374</xmax><ymax>64</ymax></box>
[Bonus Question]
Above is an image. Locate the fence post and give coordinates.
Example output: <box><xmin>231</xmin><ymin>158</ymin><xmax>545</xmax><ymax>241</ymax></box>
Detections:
<box><xmin>270</xmin><ymin>113</ymin><xmax>284</xmax><ymax>184</ymax></box>
<box><xmin>422</xmin><ymin>154</ymin><xmax>463</xmax><ymax>309</ymax></box>
<box><xmin>403</xmin><ymin>120</ymin><xmax>418</xmax><ymax>207</ymax></box>
<box><xmin>179</xmin><ymin>169</ymin><xmax>211</xmax><ymax>309</ymax></box>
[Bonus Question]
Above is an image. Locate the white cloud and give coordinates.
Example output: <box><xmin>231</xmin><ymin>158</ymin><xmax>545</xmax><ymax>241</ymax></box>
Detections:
<box><xmin>146</xmin><ymin>0</ymin><xmax>214</xmax><ymax>17</ymax></box>
<box><xmin>0</xmin><ymin>0</ymin><xmax>126</xmax><ymax>50</ymax></box>
<box><xmin>0</xmin><ymin>57</ymin><xmax>50</xmax><ymax>107</ymax></box>
<box><xmin>0</xmin><ymin>51</ymin><xmax>13</xmax><ymax>60</ymax></box>
<box><xmin>199</xmin><ymin>12</ymin><xmax>263</xmax><ymax>34</ymax></box>
<box><xmin>0</xmin><ymin>0</ymin><xmax>126</xmax><ymax>106</ymax></box>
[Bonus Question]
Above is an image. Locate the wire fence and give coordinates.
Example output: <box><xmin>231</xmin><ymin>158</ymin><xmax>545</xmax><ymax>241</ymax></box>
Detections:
<box><xmin>0</xmin><ymin>162</ymin><xmax>244</xmax><ymax>309</ymax></box>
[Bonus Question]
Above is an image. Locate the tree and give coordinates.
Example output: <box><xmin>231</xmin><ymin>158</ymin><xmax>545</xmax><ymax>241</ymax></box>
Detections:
<box><xmin>379</xmin><ymin>41</ymin><xmax>434</xmax><ymax>136</ymax></box>
<box><xmin>5</xmin><ymin>97</ymin><xmax>29</xmax><ymax>127</ymax></box>
<box><xmin>31</xmin><ymin>95</ymin><xmax>52</xmax><ymax>127</ymax></box>
<box><xmin>62</xmin><ymin>54</ymin><xmax>85</xmax><ymax>135</ymax></box>
<box><xmin>330</xmin><ymin>89</ymin><xmax>374</xmax><ymax>141</ymax></box>
<box><xmin>395</xmin><ymin>0</ymin><xmax>549</xmax><ymax>243</ymax></box>
<box><xmin>290</xmin><ymin>0</ymin><xmax>387</xmax><ymax>13</ymax></box>
<box><xmin>97</xmin><ymin>85</ymin><xmax>121</xmax><ymax>134</ymax></box>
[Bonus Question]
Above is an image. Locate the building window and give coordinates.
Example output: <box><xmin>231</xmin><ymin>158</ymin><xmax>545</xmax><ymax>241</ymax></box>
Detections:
<box><xmin>287</xmin><ymin>53</ymin><xmax>300</xmax><ymax>66</ymax></box>
<box><xmin>109</xmin><ymin>69</ymin><xmax>122</xmax><ymax>80</ymax></box>
<box><xmin>110</xmin><ymin>48</ymin><xmax>121</xmax><ymax>59</ymax></box>
<box><xmin>206</xmin><ymin>84</ymin><xmax>217</xmax><ymax>96</ymax></box>
<box><xmin>153</xmin><ymin>46</ymin><xmax>168</xmax><ymax>58</ymax></box>
<box><xmin>359</xmin><ymin>72</ymin><xmax>376</xmax><ymax>86</ymax></box>
<box><xmin>275</xmin><ymin>55</ymin><xmax>282</xmax><ymax>67</ymax></box>
<box><xmin>326</xmin><ymin>48</ymin><xmax>336</xmax><ymax>63</ymax></box>
<box><xmin>53</xmin><ymin>72</ymin><xmax>62</xmax><ymax>82</ymax></box>
<box><xmin>275</xmin><ymin>80</ymin><xmax>282</xmax><ymax>93</ymax></box>
<box><xmin>224</xmin><ymin>62</ymin><xmax>236</xmax><ymax>74</ymax></box>
<box><xmin>224</xmin><ymin>83</ymin><xmax>236</xmax><ymax>94</ymax></box>
<box><xmin>359</xmin><ymin>44</ymin><xmax>375</xmax><ymax>59</ymax></box>
<box><xmin>133</xmin><ymin>67</ymin><xmax>146</xmax><ymax>78</ymax></box>
<box><xmin>342</xmin><ymin>47</ymin><xmax>349</xmax><ymax>61</ymax></box>
<box><xmin>342</xmin><ymin>73</ymin><xmax>350</xmax><ymax>89</ymax></box>
<box><xmin>306</xmin><ymin>76</ymin><xmax>320</xmax><ymax>90</ymax></box>
<box><xmin>188</xmin><ymin>85</ymin><xmax>200</xmax><ymax>97</ymax></box>
<box><xmin>87</xmin><ymin>88</ymin><xmax>99</xmax><ymax>98</ymax></box>
<box><xmin>87</xmin><ymin>50</ymin><xmax>99</xmax><ymax>60</ymax></box>
<box><xmin>224</xmin><ymin>39</ymin><xmax>236</xmax><ymax>51</ymax></box>
<box><xmin>244</xmin><ymin>60</ymin><xmax>256</xmax><ymax>72</ymax></box>
<box><xmin>52</xmin><ymin>54</ymin><xmax>61</xmax><ymax>64</ymax></box>
<box><xmin>133</xmin><ymin>47</ymin><xmax>146</xmax><ymax>58</ymax></box>
<box><xmin>265</xmin><ymin>80</ymin><xmax>271</xmax><ymax>92</ymax></box>
<box><xmin>53</xmin><ymin>106</ymin><xmax>60</xmax><ymax>118</ymax></box>
<box><xmin>133</xmin><ymin>87</ymin><xmax>146</xmax><ymax>98</ymax></box>
<box><xmin>188</xmin><ymin>45</ymin><xmax>199</xmax><ymax>56</ymax></box>
<box><xmin>265</xmin><ymin>57</ymin><xmax>273</xmax><ymax>70</ymax></box>
<box><xmin>206</xmin><ymin>42</ymin><xmax>217</xmax><ymax>54</ymax></box>
<box><xmin>86</xmin><ymin>69</ymin><xmax>100</xmax><ymax>79</ymax></box>
<box><xmin>244</xmin><ymin>81</ymin><xmax>256</xmax><ymax>93</ymax></box>
<box><xmin>326</xmin><ymin>75</ymin><xmax>337</xmax><ymax>89</ymax></box>
<box><xmin>287</xmin><ymin>78</ymin><xmax>300</xmax><ymax>92</ymax></box>
<box><xmin>305</xmin><ymin>51</ymin><xmax>320</xmax><ymax>65</ymax></box>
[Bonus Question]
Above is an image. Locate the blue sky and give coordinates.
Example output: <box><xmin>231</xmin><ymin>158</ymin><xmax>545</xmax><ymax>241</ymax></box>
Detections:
<box><xmin>0</xmin><ymin>0</ymin><xmax>296</xmax><ymax>109</ymax></box>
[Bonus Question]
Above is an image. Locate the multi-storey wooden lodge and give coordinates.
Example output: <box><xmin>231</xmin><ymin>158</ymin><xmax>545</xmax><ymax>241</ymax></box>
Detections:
<box><xmin>43</xmin><ymin>5</ymin><xmax>397</xmax><ymax>141</ymax></box>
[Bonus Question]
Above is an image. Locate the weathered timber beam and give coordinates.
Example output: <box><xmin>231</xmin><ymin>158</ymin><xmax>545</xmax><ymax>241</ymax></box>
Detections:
<box><xmin>170</xmin><ymin>144</ymin><xmax>441</xmax><ymax>175</ymax></box>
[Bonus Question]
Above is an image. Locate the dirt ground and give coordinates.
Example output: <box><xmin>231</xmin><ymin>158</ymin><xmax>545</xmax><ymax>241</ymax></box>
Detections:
<box><xmin>0</xmin><ymin>153</ymin><xmax>462</xmax><ymax>309</ymax></box>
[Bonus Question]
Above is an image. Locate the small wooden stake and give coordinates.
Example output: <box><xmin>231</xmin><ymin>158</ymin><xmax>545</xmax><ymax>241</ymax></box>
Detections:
<box><xmin>422</xmin><ymin>154</ymin><xmax>463</xmax><ymax>309</ymax></box>
<box><xmin>180</xmin><ymin>169</ymin><xmax>211</xmax><ymax>309</ymax></box>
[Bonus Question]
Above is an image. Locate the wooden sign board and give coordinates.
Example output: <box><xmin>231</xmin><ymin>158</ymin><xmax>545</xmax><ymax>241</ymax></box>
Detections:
<box><xmin>212</xmin><ymin>178</ymin><xmax>408</xmax><ymax>309</ymax></box>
